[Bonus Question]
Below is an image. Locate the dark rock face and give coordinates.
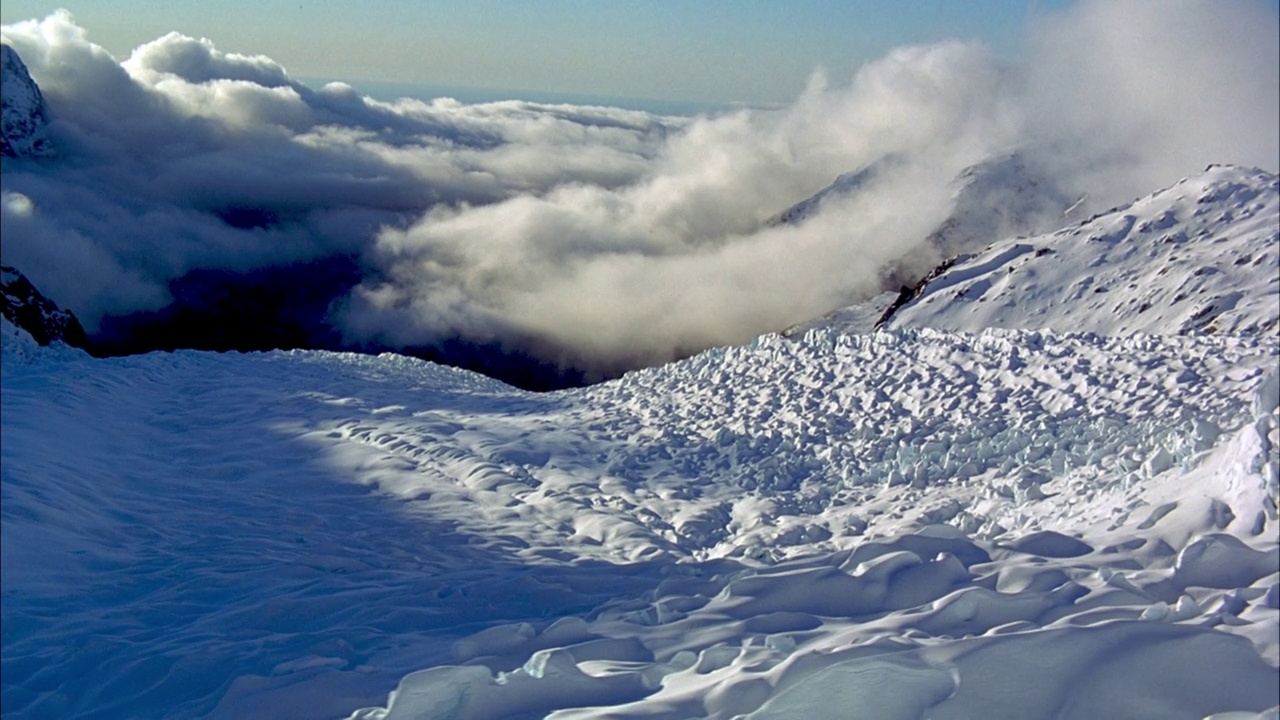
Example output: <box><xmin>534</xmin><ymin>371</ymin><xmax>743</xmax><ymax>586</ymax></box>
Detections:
<box><xmin>1</xmin><ymin>44</ymin><xmax>55</xmax><ymax>159</ymax></box>
<box><xmin>874</xmin><ymin>254</ymin><xmax>965</xmax><ymax>330</ymax></box>
<box><xmin>1</xmin><ymin>265</ymin><xmax>90</xmax><ymax>348</ymax></box>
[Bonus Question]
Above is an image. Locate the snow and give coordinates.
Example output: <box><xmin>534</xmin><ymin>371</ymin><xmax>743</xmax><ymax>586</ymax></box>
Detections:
<box><xmin>772</xmin><ymin>152</ymin><xmax>1086</xmax><ymax>299</ymax></box>
<box><xmin>2</xmin><ymin>159</ymin><xmax>1279</xmax><ymax>717</ymax></box>
<box><xmin>885</xmin><ymin>165</ymin><xmax>1280</xmax><ymax>337</ymax></box>
<box><xmin>1</xmin><ymin>44</ymin><xmax>54</xmax><ymax>158</ymax></box>
<box><xmin>918</xmin><ymin>152</ymin><xmax>1086</xmax><ymax>261</ymax></box>
<box><xmin>3</xmin><ymin>309</ymin><xmax>1278</xmax><ymax>717</ymax></box>
<box><xmin>782</xmin><ymin>289</ymin><xmax>899</xmax><ymax>338</ymax></box>
<box><xmin>768</xmin><ymin>158</ymin><xmax>892</xmax><ymax>227</ymax></box>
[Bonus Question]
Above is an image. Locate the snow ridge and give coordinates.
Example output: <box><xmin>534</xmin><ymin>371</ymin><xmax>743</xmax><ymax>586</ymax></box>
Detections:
<box><xmin>885</xmin><ymin>165</ymin><xmax>1280</xmax><ymax>336</ymax></box>
<box><xmin>923</xmin><ymin>152</ymin><xmax>1085</xmax><ymax>260</ymax></box>
<box><xmin>768</xmin><ymin>157</ymin><xmax>892</xmax><ymax>226</ymax></box>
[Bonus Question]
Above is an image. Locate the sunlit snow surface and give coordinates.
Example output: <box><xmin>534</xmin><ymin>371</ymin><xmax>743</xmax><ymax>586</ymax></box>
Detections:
<box><xmin>2</xmin><ymin>317</ymin><xmax>1278</xmax><ymax>719</ymax></box>
<box><xmin>889</xmin><ymin>166</ymin><xmax>1280</xmax><ymax>337</ymax></box>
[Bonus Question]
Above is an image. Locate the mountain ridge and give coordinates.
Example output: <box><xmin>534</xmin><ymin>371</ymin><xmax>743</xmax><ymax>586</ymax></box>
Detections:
<box><xmin>786</xmin><ymin>164</ymin><xmax>1278</xmax><ymax>340</ymax></box>
<box><xmin>880</xmin><ymin>164</ymin><xmax>1279</xmax><ymax>337</ymax></box>
<box><xmin>1</xmin><ymin>44</ymin><xmax>54</xmax><ymax>158</ymax></box>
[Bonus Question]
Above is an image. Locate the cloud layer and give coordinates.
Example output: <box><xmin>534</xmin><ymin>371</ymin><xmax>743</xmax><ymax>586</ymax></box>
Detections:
<box><xmin>2</xmin><ymin>1</ymin><xmax>1277</xmax><ymax>379</ymax></box>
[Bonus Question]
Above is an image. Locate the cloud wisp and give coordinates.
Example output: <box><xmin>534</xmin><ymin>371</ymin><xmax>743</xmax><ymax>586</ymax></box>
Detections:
<box><xmin>2</xmin><ymin>1</ymin><xmax>1277</xmax><ymax>382</ymax></box>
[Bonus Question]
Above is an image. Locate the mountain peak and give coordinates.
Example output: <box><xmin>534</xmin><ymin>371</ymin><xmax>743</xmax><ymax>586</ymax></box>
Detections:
<box><xmin>1</xmin><ymin>44</ymin><xmax>55</xmax><ymax>159</ymax></box>
<box><xmin>922</xmin><ymin>151</ymin><xmax>1085</xmax><ymax>259</ymax></box>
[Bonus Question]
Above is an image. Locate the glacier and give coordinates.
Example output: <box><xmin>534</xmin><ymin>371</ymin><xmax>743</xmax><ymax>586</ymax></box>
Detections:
<box><xmin>3</xmin><ymin>304</ymin><xmax>1277</xmax><ymax>717</ymax></box>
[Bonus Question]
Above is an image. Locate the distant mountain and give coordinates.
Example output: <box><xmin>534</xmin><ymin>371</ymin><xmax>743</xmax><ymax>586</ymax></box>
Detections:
<box><xmin>880</xmin><ymin>165</ymin><xmax>1279</xmax><ymax>337</ymax></box>
<box><xmin>767</xmin><ymin>156</ymin><xmax>895</xmax><ymax>227</ymax></box>
<box><xmin>1</xmin><ymin>45</ymin><xmax>54</xmax><ymax>159</ymax></box>
<box><xmin>782</xmin><ymin>290</ymin><xmax>901</xmax><ymax>338</ymax></box>
<box><xmin>922</xmin><ymin>153</ymin><xmax>1086</xmax><ymax>260</ymax></box>
<box><xmin>773</xmin><ymin>152</ymin><xmax>1084</xmax><ymax>254</ymax></box>
<box><xmin>780</xmin><ymin>152</ymin><xmax>1088</xmax><ymax>336</ymax></box>
<box><xmin>0</xmin><ymin>265</ymin><xmax>89</xmax><ymax>349</ymax></box>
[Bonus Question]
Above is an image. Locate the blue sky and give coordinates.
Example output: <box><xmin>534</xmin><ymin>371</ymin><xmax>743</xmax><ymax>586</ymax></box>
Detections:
<box><xmin>1</xmin><ymin>1</ymin><xmax>1064</xmax><ymax>104</ymax></box>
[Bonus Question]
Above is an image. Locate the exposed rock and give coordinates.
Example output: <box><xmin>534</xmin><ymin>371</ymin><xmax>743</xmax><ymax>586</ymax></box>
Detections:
<box><xmin>0</xmin><ymin>265</ymin><xmax>89</xmax><ymax>348</ymax></box>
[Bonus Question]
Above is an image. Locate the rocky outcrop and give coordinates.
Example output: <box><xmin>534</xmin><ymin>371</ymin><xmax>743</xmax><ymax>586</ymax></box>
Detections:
<box><xmin>1</xmin><ymin>265</ymin><xmax>89</xmax><ymax>348</ymax></box>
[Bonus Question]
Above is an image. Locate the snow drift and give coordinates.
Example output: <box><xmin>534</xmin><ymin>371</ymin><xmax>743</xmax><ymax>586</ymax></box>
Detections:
<box><xmin>2</xmin><ymin>313</ymin><xmax>1277</xmax><ymax>718</ymax></box>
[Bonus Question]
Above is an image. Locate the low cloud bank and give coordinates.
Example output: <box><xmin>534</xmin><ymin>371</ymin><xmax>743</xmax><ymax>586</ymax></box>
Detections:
<box><xmin>2</xmin><ymin>1</ymin><xmax>1276</xmax><ymax>379</ymax></box>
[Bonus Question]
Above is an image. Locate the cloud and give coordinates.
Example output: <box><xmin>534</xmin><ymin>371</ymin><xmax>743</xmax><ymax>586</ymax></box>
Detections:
<box><xmin>1024</xmin><ymin>0</ymin><xmax>1280</xmax><ymax>203</ymax></box>
<box><xmin>124</xmin><ymin>32</ymin><xmax>292</xmax><ymax>88</ymax></box>
<box><xmin>341</xmin><ymin>41</ymin><xmax>1017</xmax><ymax>371</ymax></box>
<box><xmin>1</xmin><ymin>11</ymin><xmax>672</xmax><ymax>337</ymax></box>
<box><xmin>1</xmin><ymin>2</ymin><xmax>1277</xmax><ymax>379</ymax></box>
<box><xmin>338</xmin><ymin>39</ymin><xmax>1034</xmax><ymax>372</ymax></box>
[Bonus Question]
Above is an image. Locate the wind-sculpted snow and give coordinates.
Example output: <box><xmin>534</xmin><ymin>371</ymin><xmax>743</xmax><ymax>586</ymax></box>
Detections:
<box><xmin>2</xmin><ymin>324</ymin><xmax>1277</xmax><ymax>718</ymax></box>
<box><xmin>306</xmin><ymin>327</ymin><xmax>1277</xmax><ymax>563</ymax></box>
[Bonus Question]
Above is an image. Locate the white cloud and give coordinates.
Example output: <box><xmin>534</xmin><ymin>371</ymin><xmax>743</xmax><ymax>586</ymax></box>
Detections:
<box><xmin>1024</xmin><ymin>0</ymin><xmax>1280</xmax><ymax>202</ymax></box>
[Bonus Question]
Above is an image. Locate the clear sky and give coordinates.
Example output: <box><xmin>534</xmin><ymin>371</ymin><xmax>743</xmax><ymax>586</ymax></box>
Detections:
<box><xmin>0</xmin><ymin>1</ymin><xmax>1074</xmax><ymax>105</ymax></box>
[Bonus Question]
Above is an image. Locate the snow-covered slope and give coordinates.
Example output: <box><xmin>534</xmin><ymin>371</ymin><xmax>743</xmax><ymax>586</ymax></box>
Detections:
<box><xmin>884</xmin><ymin>165</ymin><xmax>1280</xmax><ymax>337</ymax></box>
<box><xmin>922</xmin><ymin>152</ymin><xmax>1085</xmax><ymax>260</ymax></box>
<box><xmin>777</xmin><ymin>152</ymin><xmax>1088</xmax><ymax>335</ymax></box>
<box><xmin>782</xmin><ymin>289</ymin><xmax>901</xmax><ymax>338</ymax></box>
<box><xmin>0</xmin><ymin>44</ymin><xmax>54</xmax><ymax>159</ymax></box>
<box><xmin>3</xmin><ymin>322</ymin><xmax>1277</xmax><ymax>718</ymax></box>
